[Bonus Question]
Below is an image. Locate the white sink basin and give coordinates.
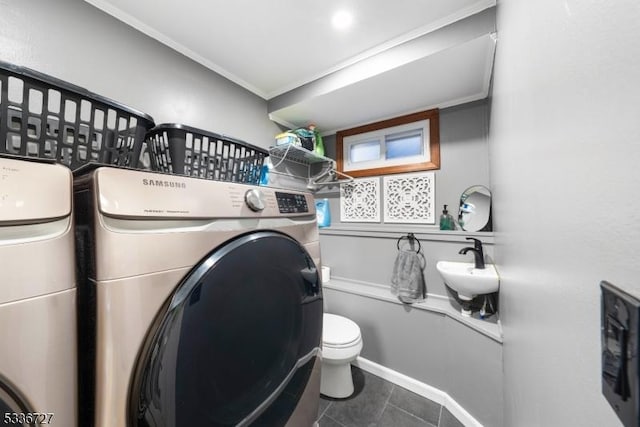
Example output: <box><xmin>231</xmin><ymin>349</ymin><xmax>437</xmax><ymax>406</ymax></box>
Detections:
<box><xmin>436</xmin><ymin>261</ymin><xmax>499</xmax><ymax>301</ymax></box>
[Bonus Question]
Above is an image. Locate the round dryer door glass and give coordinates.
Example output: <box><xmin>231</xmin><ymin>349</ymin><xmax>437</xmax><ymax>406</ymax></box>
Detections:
<box><xmin>129</xmin><ymin>231</ymin><xmax>322</xmax><ymax>427</ymax></box>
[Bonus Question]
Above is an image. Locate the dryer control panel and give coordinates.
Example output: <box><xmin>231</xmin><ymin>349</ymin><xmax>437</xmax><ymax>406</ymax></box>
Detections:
<box><xmin>276</xmin><ymin>192</ymin><xmax>309</xmax><ymax>214</ymax></box>
<box><xmin>93</xmin><ymin>167</ymin><xmax>315</xmax><ymax>219</ymax></box>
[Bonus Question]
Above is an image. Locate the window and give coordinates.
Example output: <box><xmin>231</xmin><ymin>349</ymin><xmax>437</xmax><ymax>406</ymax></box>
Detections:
<box><xmin>337</xmin><ymin>109</ymin><xmax>440</xmax><ymax>177</ymax></box>
<box><xmin>350</xmin><ymin>139</ymin><xmax>380</xmax><ymax>163</ymax></box>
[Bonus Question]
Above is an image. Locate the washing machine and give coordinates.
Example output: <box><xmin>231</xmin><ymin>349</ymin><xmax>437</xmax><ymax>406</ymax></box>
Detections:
<box><xmin>74</xmin><ymin>165</ymin><xmax>323</xmax><ymax>427</ymax></box>
<box><xmin>0</xmin><ymin>156</ymin><xmax>77</xmax><ymax>426</ymax></box>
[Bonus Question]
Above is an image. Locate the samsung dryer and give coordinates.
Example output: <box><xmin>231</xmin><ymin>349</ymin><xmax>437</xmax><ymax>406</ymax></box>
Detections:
<box><xmin>74</xmin><ymin>166</ymin><xmax>322</xmax><ymax>427</ymax></box>
<box><xmin>0</xmin><ymin>156</ymin><xmax>77</xmax><ymax>426</ymax></box>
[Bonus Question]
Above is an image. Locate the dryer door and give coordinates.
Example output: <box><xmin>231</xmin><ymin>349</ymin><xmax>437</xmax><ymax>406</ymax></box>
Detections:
<box><xmin>129</xmin><ymin>231</ymin><xmax>322</xmax><ymax>427</ymax></box>
<box><xmin>0</xmin><ymin>380</ymin><xmax>33</xmax><ymax>427</ymax></box>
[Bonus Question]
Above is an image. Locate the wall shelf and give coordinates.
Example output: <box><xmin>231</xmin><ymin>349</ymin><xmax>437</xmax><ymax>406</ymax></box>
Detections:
<box><xmin>269</xmin><ymin>144</ymin><xmax>333</xmax><ymax>166</ymax></box>
<box><xmin>268</xmin><ymin>144</ymin><xmax>354</xmax><ymax>191</ymax></box>
<box><xmin>319</xmin><ymin>224</ymin><xmax>494</xmax><ymax>244</ymax></box>
<box><xmin>324</xmin><ymin>277</ymin><xmax>502</xmax><ymax>343</ymax></box>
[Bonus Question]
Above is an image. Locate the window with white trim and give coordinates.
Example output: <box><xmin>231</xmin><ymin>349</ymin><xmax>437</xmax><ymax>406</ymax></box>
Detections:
<box><xmin>337</xmin><ymin>109</ymin><xmax>440</xmax><ymax>178</ymax></box>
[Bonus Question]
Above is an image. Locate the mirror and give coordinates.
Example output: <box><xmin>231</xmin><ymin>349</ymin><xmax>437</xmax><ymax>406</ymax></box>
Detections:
<box><xmin>458</xmin><ymin>185</ymin><xmax>492</xmax><ymax>232</ymax></box>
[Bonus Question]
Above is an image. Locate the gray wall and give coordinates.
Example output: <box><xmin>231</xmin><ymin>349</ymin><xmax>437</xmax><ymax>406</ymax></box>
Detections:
<box><xmin>0</xmin><ymin>0</ymin><xmax>280</xmax><ymax>147</ymax></box>
<box><xmin>325</xmin><ymin>287</ymin><xmax>503</xmax><ymax>427</ymax></box>
<box><xmin>490</xmin><ymin>1</ymin><xmax>640</xmax><ymax>426</ymax></box>
<box><xmin>321</xmin><ymin>100</ymin><xmax>491</xmax><ymax>224</ymax></box>
<box><xmin>319</xmin><ymin>100</ymin><xmax>502</xmax><ymax>426</ymax></box>
<box><xmin>320</xmin><ymin>231</ymin><xmax>495</xmax><ymax>299</ymax></box>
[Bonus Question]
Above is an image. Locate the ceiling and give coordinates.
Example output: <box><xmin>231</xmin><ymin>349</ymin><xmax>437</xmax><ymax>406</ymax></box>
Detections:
<box><xmin>85</xmin><ymin>0</ymin><xmax>496</xmax><ymax>132</ymax></box>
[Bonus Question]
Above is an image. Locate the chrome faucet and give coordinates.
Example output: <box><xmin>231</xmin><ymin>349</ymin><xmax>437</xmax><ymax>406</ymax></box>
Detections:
<box><xmin>459</xmin><ymin>237</ymin><xmax>485</xmax><ymax>269</ymax></box>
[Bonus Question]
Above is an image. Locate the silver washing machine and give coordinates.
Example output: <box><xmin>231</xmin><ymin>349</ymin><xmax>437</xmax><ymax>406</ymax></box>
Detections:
<box><xmin>0</xmin><ymin>156</ymin><xmax>77</xmax><ymax>426</ymax></box>
<box><xmin>74</xmin><ymin>166</ymin><xmax>322</xmax><ymax>427</ymax></box>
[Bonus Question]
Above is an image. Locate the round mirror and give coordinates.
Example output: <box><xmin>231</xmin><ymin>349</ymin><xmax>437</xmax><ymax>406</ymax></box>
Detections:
<box><xmin>458</xmin><ymin>185</ymin><xmax>492</xmax><ymax>232</ymax></box>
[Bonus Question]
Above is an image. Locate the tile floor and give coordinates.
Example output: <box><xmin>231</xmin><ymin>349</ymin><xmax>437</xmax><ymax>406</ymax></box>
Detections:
<box><xmin>317</xmin><ymin>367</ymin><xmax>464</xmax><ymax>427</ymax></box>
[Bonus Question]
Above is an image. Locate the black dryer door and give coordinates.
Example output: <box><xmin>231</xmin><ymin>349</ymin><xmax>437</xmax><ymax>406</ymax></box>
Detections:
<box><xmin>0</xmin><ymin>379</ymin><xmax>34</xmax><ymax>427</ymax></box>
<box><xmin>129</xmin><ymin>231</ymin><xmax>322</xmax><ymax>427</ymax></box>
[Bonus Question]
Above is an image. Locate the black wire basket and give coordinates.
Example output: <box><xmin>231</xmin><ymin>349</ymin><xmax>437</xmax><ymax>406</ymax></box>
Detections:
<box><xmin>0</xmin><ymin>60</ymin><xmax>155</xmax><ymax>170</ymax></box>
<box><xmin>146</xmin><ymin>123</ymin><xmax>267</xmax><ymax>184</ymax></box>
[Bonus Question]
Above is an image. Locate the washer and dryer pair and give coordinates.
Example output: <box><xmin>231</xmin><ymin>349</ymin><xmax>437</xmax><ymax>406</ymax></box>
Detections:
<box><xmin>1</xmin><ymin>155</ymin><xmax>323</xmax><ymax>427</ymax></box>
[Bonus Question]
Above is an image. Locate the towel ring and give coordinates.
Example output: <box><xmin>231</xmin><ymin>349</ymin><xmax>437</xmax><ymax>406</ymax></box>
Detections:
<box><xmin>396</xmin><ymin>233</ymin><xmax>421</xmax><ymax>253</ymax></box>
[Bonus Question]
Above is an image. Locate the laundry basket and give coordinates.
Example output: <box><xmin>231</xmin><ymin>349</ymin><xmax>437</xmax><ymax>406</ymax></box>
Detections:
<box><xmin>146</xmin><ymin>123</ymin><xmax>268</xmax><ymax>184</ymax></box>
<box><xmin>0</xmin><ymin>60</ymin><xmax>155</xmax><ymax>170</ymax></box>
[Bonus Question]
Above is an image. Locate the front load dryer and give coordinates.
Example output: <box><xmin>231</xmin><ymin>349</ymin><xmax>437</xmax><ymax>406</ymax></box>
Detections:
<box><xmin>0</xmin><ymin>156</ymin><xmax>77</xmax><ymax>426</ymax></box>
<box><xmin>74</xmin><ymin>166</ymin><xmax>322</xmax><ymax>427</ymax></box>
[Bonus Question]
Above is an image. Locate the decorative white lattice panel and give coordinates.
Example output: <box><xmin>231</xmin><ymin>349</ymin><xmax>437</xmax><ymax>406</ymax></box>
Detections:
<box><xmin>383</xmin><ymin>172</ymin><xmax>435</xmax><ymax>224</ymax></box>
<box><xmin>340</xmin><ymin>177</ymin><xmax>380</xmax><ymax>222</ymax></box>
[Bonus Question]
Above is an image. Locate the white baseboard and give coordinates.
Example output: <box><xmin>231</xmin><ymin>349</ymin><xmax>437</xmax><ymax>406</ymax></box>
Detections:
<box><xmin>354</xmin><ymin>356</ymin><xmax>483</xmax><ymax>427</ymax></box>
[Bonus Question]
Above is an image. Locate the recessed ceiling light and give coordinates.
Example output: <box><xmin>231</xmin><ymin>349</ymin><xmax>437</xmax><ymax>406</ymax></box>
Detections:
<box><xmin>332</xmin><ymin>10</ymin><xmax>353</xmax><ymax>30</ymax></box>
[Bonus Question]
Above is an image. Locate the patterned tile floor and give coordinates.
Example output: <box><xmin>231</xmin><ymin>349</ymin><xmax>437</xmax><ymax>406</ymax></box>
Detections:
<box><xmin>317</xmin><ymin>367</ymin><xmax>464</xmax><ymax>427</ymax></box>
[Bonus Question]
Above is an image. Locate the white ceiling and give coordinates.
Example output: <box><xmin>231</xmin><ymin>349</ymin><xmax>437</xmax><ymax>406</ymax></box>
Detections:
<box><xmin>271</xmin><ymin>34</ymin><xmax>496</xmax><ymax>134</ymax></box>
<box><xmin>84</xmin><ymin>0</ymin><xmax>495</xmax><ymax>100</ymax></box>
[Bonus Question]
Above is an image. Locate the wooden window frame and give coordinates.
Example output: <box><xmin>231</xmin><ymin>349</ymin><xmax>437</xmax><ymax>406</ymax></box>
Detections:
<box><xmin>336</xmin><ymin>109</ymin><xmax>440</xmax><ymax>178</ymax></box>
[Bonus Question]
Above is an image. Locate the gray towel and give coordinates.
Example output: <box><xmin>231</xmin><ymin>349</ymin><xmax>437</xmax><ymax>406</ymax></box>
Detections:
<box><xmin>391</xmin><ymin>250</ymin><xmax>426</xmax><ymax>303</ymax></box>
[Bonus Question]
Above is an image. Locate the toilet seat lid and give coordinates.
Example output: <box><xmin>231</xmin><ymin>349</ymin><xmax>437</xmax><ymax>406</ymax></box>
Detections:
<box><xmin>323</xmin><ymin>313</ymin><xmax>361</xmax><ymax>347</ymax></box>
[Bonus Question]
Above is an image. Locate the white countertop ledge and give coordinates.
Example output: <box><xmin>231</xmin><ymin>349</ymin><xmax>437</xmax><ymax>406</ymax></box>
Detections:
<box><xmin>319</xmin><ymin>225</ymin><xmax>494</xmax><ymax>244</ymax></box>
<box><xmin>323</xmin><ymin>277</ymin><xmax>503</xmax><ymax>343</ymax></box>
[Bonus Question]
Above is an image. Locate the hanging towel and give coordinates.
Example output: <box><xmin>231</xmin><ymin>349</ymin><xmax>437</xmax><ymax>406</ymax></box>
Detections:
<box><xmin>391</xmin><ymin>249</ymin><xmax>426</xmax><ymax>304</ymax></box>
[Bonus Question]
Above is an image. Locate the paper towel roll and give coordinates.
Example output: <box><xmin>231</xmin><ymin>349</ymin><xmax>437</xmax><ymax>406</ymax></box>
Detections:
<box><xmin>321</xmin><ymin>266</ymin><xmax>331</xmax><ymax>283</ymax></box>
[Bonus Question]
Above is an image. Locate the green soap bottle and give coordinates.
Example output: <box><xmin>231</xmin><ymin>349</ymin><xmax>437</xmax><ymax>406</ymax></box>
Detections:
<box><xmin>439</xmin><ymin>204</ymin><xmax>455</xmax><ymax>230</ymax></box>
<box><xmin>309</xmin><ymin>124</ymin><xmax>325</xmax><ymax>157</ymax></box>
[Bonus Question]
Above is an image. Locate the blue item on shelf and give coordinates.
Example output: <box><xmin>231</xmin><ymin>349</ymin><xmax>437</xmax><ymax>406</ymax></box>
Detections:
<box><xmin>315</xmin><ymin>199</ymin><xmax>331</xmax><ymax>228</ymax></box>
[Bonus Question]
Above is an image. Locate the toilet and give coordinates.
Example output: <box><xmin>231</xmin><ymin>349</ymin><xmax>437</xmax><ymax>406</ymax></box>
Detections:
<box><xmin>321</xmin><ymin>313</ymin><xmax>363</xmax><ymax>398</ymax></box>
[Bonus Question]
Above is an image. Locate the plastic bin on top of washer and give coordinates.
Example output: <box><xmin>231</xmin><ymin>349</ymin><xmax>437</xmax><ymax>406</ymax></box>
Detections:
<box><xmin>146</xmin><ymin>123</ymin><xmax>268</xmax><ymax>184</ymax></box>
<box><xmin>0</xmin><ymin>60</ymin><xmax>155</xmax><ymax>170</ymax></box>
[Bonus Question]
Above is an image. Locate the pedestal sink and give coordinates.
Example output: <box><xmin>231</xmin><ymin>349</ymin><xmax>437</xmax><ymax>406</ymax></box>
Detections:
<box><xmin>436</xmin><ymin>261</ymin><xmax>499</xmax><ymax>315</ymax></box>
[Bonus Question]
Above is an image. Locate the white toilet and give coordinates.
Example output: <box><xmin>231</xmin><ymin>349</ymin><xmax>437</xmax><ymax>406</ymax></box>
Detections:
<box><xmin>321</xmin><ymin>313</ymin><xmax>363</xmax><ymax>398</ymax></box>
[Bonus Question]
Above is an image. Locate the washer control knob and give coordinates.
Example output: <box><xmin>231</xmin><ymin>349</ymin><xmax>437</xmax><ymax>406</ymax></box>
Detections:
<box><xmin>245</xmin><ymin>188</ymin><xmax>265</xmax><ymax>212</ymax></box>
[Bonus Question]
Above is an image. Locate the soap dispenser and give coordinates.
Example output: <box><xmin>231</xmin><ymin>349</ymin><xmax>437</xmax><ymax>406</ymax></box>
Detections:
<box><xmin>439</xmin><ymin>205</ymin><xmax>455</xmax><ymax>230</ymax></box>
